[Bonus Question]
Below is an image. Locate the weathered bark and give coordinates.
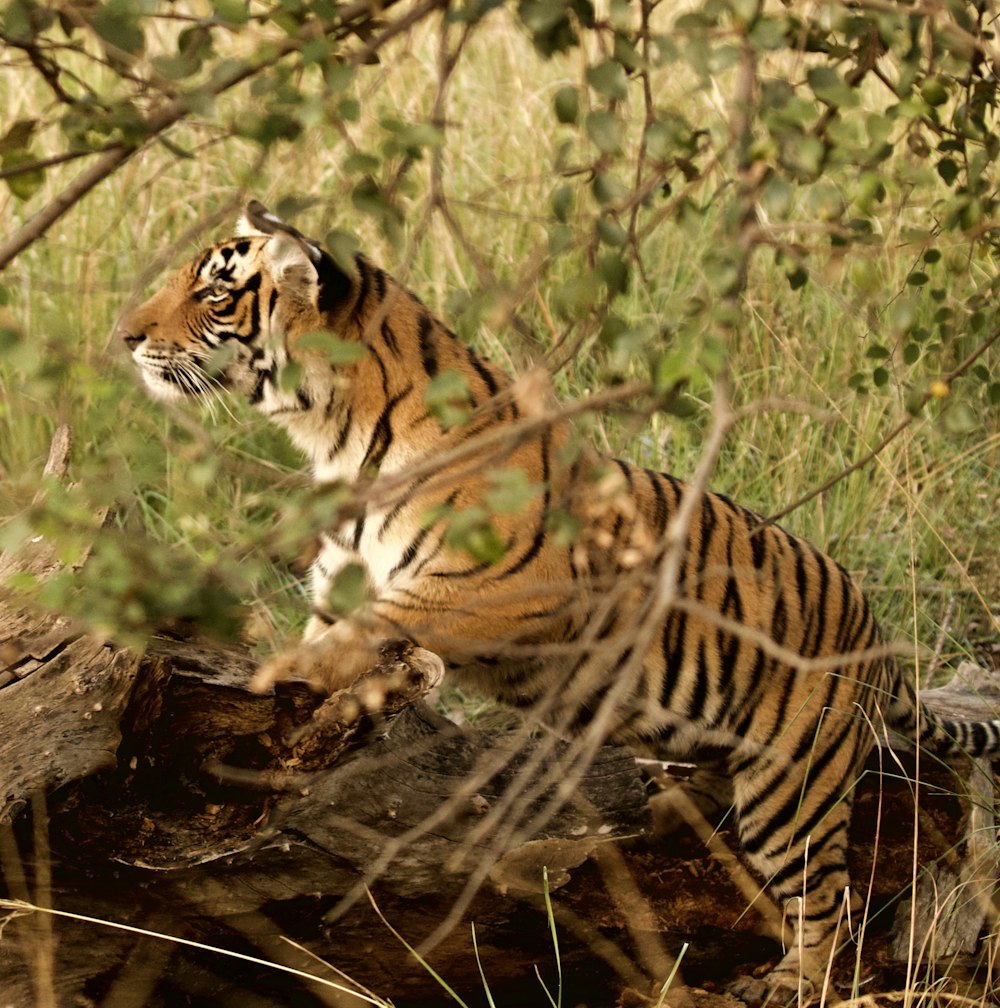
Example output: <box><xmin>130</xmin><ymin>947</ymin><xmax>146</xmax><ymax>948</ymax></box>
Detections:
<box><xmin>1</xmin><ymin>431</ymin><xmax>998</xmax><ymax>1007</ymax></box>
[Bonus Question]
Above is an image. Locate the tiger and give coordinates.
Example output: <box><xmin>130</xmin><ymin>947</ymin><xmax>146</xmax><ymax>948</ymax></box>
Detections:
<box><xmin>119</xmin><ymin>199</ymin><xmax>1000</xmax><ymax>1005</ymax></box>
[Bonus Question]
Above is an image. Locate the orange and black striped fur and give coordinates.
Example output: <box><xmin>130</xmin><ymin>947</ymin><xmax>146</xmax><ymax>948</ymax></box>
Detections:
<box><xmin>121</xmin><ymin>201</ymin><xmax>1000</xmax><ymax>1003</ymax></box>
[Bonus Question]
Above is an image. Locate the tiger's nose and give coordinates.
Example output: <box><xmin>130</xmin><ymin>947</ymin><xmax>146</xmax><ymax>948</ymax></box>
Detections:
<box><xmin>119</xmin><ymin>326</ymin><xmax>146</xmax><ymax>351</ymax></box>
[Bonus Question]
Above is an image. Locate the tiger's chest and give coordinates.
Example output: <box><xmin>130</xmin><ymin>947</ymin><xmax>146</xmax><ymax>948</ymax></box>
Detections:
<box><xmin>311</xmin><ymin>509</ymin><xmax>422</xmax><ymax>608</ymax></box>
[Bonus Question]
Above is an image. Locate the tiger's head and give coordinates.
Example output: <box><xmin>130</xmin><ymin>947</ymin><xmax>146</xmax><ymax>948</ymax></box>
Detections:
<box><xmin>119</xmin><ymin>201</ymin><xmax>353</xmax><ymax>408</ymax></box>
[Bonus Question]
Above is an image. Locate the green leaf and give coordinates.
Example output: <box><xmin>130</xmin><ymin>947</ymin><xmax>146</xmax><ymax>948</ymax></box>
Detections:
<box><xmin>1</xmin><ymin>150</ymin><xmax>44</xmax><ymax>200</ymax></box>
<box><xmin>278</xmin><ymin>361</ymin><xmax>303</xmax><ymax>393</ymax></box>
<box><xmin>553</xmin><ymin>85</ymin><xmax>580</xmax><ymax>124</ymax></box>
<box><xmin>297</xmin><ymin>330</ymin><xmax>367</xmax><ymax>365</ymax></box>
<box><xmin>0</xmin><ymin>118</ymin><xmax>36</xmax><ymax>154</ymax></box>
<box><xmin>591</xmin><ymin>171</ymin><xmax>628</xmax><ymax>205</ymax></box>
<box><xmin>553</xmin><ymin>273</ymin><xmax>598</xmax><ymax>317</ymax></box>
<box><xmin>585</xmin><ymin>110</ymin><xmax>623</xmax><ymax>154</ymax></box>
<box><xmin>779</xmin><ymin>133</ymin><xmax>825</xmax><ymax>181</ymax></box>
<box><xmin>326</xmin><ymin>562</ymin><xmax>369</xmax><ymax>618</ymax></box>
<box><xmin>585</xmin><ymin>59</ymin><xmax>628</xmax><ymax>100</ymax></box>
<box><xmin>759</xmin><ymin>175</ymin><xmax>793</xmax><ymax>218</ymax></box>
<box><xmin>551</xmin><ymin>184</ymin><xmax>574</xmax><ymax>222</ymax></box>
<box><xmin>325</xmin><ymin>229</ymin><xmax>360</xmax><ymax>276</ymax></box>
<box><xmin>91</xmin><ymin>0</ymin><xmax>146</xmax><ymax>55</ymax></box>
<box><xmin>443</xmin><ymin>506</ymin><xmax>505</xmax><ymax>564</ymax></box>
<box><xmin>920</xmin><ymin>75</ymin><xmax>949</xmax><ymax>107</ymax></box>
<box><xmin>485</xmin><ymin>469</ymin><xmax>542</xmax><ymax>514</ymax></box>
<box><xmin>548</xmin><ymin>223</ymin><xmax>573</xmax><ymax>255</ymax></box>
<box><xmin>786</xmin><ymin>264</ymin><xmax>808</xmax><ymax>290</ymax></box>
<box><xmin>804</xmin><ymin>179</ymin><xmax>843</xmax><ymax>221</ymax></box>
<box><xmin>212</xmin><ymin>0</ymin><xmax>250</xmax><ymax>24</ymax></box>
<box><xmin>806</xmin><ymin>66</ymin><xmax>858</xmax><ymax>107</ymax></box>
<box><xmin>381</xmin><ymin>119</ymin><xmax>444</xmax><ymax>159</ymax></box>
<box><xmin>596</xmin><ymin>214</ymin><xmax>626</xmax><ymax>246</ymax></box>
<box><xmin>343</xmin><ymin>151</ymin><xmax>381</xmax><ymax>174</ymax></box>
<box><xmin>941</xmin><ymin>401</ymin><xmax>978</xmax><ymax>435</ymax></box>
<box><xmin>517</xmin><ymin>0</ymin><xmax>579</xmax><ymax>57</ymax></box>
<box><xmin>937</xmin><ymin>157</ymin><xmax>959</xmax><ymax>185</ymax></box>
<box><xmin>597</xmin><ymin>252</ymin><xmax>629</xmax><ymax>294</ymax></box>
<box><xmin>425</xmin><ymin>369</ymin><xmax>473</xmax><ymax>429</ymax></box>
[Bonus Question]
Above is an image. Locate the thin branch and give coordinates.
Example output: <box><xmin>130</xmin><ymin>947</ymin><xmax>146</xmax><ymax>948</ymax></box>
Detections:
<box><xmin>0</xmin><ymin>145</ymin><xmax>127</xmax><ymax>181</ymax></box>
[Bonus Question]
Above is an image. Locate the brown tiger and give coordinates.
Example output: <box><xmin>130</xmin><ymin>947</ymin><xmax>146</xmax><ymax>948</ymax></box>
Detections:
<box><xmin>119</xmin><ymin>200</ymin><xmax>1000</xmax><ymax>1004</ymax></box>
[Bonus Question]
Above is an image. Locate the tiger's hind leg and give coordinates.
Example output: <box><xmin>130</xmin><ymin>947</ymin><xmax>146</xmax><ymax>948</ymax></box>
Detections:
<box><xmin>728</xmin><ymin>752</ymin><xmax>855</xmax><ymax>1005</ymax></box>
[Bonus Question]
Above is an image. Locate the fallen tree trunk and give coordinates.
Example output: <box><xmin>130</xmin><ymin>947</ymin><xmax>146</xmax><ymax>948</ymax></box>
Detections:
<box><xmin>1</xmin><ymin>432</ymin><xmax>998</xmax><ymax>1008</ymax></box>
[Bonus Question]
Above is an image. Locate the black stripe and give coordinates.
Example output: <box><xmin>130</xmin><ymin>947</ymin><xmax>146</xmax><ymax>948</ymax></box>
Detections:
<box><xmin>351</xmin><ymin>517</ymin><xmax>365</xmax><ymax>551</ymax></box>
<box><xmin>389</xmin><ymin>525</ymin><xmax>433</xmax><ymax>578</ymax></box>
<box><xmin>381</xmin><ymin>318</ymin><xmax>402</xmax><ymax>358</ymax></box>
<box><xmin>660</xmin><ymin>609</ymin><xmax>686</xmax><ymax>709</ymax></box>
<box><xmin>731</xmin><ymin>648</ymin><xmax>766</xmax><ymax>729</ymax></box>
<box><xmin>748</xmin><ymin>515</ymin><xmax>769</xmax><ymax>569</ymax></box>
<box><xmin>467</xmin><ymin>347</ymin><xmax>499</xmax><ymax>397</ymax></box>
<box><xmin>806</xmin><ymin>545</ymin><xmax>829</xmax><ymax>657</ymax></box>
<box><xmin>418</xmin><ymin>312</ymin><xmax>438</xmax><ymax>377</ymax></box>
<box><xmin>353</xmin><ymin>254</ymin><xmax>372</xmax><ymax>317</ymax></box>
<box><xmin>377</xmin><ymin>473</ymin><xmax>434</xmax><ymax>540</ymax></box>
<box><xmin>369</xmin><ymin>345</ymin><xmax>390</xmax><ymax>390</ymax></box>
<box><xmin>645</xmin><ymin>469</ymin><xmax>669</xmax><ymax>535</ymax></box>
<box><xmin>372</xmin><ymin>265</ymin><xmax>388</xmax><ymax>300</ymax></box>
<box><xmin>361</xmin><ymin>386</ymin><xmax>412</xmax><ymax>472</ymax></box>
<box><xmin>789</xmin><ymin>536</ymin><xmax>809</xmax><ymax>615</ymax></box>
<box><xmin>694</xmin><ymin>495</ymin><xmax>718</xmax><ymax>600</ymax></box>
<box><xmin>497</xmin><ymin>429</ymin><xmax>552</xmax><ymax>579</ymax></box>
<box><xmin>317</xmin><ymin>250</ymin><xmax>354</xmax><ymax>315</ymax></box>
<box><xmin>687</xmin><ymin>638</ymin><xmax>709</xmax><ymax>720</ymax></box>
<box><xmin>721</xmin><ymin>524</ymin><xmax>743</xmax><ymax>623</ymax></box>
<box><xmin>747</xmin><ymin>720</ymin><xmax>857</xmax><ymax>849</ymax></box>
<box><xmin>224</xmin><ymin>273</ymin><xmax>262</xmax><ymax>343</ymax></box>
<box><xmin>614</xmin><ymin>457</ymin><xmax>634</xmax><ymax>488</ymax></box>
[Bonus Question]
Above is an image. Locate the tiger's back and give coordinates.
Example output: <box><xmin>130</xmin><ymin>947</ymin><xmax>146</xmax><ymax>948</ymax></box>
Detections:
<box><xmin>120</xmin><ymin>201</ymin><xmax>1000</xmax><ymax>1004</ymax></box>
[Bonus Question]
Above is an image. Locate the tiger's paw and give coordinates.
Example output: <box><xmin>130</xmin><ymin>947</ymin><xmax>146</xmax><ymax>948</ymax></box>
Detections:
<box><xmin>250</xmin><ymin>622</ymin><xmax>380</xmax><ymax>695</ymax></box>
<box><xmin>729</xmin><ymin>972</ymin><xmax>813</xmax><ymax>1007</ymax></box>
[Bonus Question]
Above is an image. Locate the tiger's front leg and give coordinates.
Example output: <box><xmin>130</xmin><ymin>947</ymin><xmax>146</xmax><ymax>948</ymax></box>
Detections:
<box><xmin>250</xmin><ymin>533</ymin><xmax>392</xmax><ymax>692</ymax></box>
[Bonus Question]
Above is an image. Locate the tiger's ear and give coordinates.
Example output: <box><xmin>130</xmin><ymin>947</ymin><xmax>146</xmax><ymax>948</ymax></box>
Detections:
<box><xmin>238</xmin><ymin>200</ymin><xmax>323</xmax><ymax>277</ymax></box>
<box><xmin>237</xmin><ymin>201</ymin><xmax>318</xmax><ymax>291</ymax></box>
<box><xmin>236</xmin><ymin>200</ymin><xmax>288</xmax><ymax>238</ymax></box>
<box><xmin>265</xmin><ymin>229</ymin><xmax>319</xmax><ymax>286</ymax></box>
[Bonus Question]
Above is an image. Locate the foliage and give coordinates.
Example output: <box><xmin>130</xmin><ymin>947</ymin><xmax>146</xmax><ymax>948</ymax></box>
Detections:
<box><xmin>0</xmin><ymin>0</ymin><xmax>997</xmax><ymax>664</ymax></box>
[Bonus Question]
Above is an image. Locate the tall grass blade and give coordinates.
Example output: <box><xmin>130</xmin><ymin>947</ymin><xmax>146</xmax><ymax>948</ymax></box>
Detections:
<box><xmin>0</xmin><ymin>898</ymin><xmax>390</xmax><ymax>1005</ymax></box>
<box><xmin>366</xmin><ymin>887</ymin><xmax>470</xmax><ymax>1007</ymax></box>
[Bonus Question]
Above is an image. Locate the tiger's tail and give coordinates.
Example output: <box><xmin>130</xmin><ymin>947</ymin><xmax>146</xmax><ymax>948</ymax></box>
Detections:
<box><xmin>886</xmin><ymin>671</ymin><xmax>1000</xmax><ymax>759</ymax></box>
